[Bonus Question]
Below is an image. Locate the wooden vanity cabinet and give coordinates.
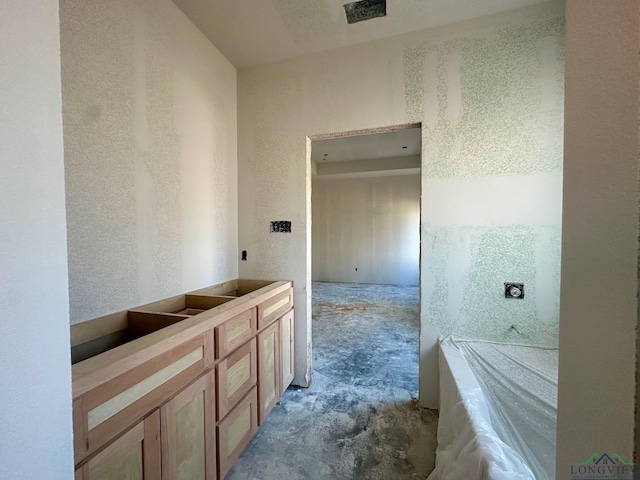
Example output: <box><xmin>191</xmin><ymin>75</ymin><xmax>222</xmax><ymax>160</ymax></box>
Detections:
<box><xmin>72</xmin><ymin>279</ymin><xmax>294</xmax><ymax>480</ymax></box>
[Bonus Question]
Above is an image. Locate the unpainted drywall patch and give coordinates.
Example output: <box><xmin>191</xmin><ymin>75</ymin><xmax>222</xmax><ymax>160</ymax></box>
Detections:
<box><xmin>403</xmin><ymin>42</ymin><xmax>428</xmax><ymax>123</ymax></box>
<box><xmin>423</xmin><ymin>225</ymin><xmax>561</xmax><ymax>345</ymax></box>
<box><xmin>405</xmin><ymin>16</ymin><xmax>565</xmax><ymax>178</ymax></box>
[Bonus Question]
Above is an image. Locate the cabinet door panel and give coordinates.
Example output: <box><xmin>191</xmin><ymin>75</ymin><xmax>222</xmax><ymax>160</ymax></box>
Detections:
<box><xmin>217</xmin><ymin>387</ymin><xmax>258</xmax><ymax>479</ymax></box>
<box><xmin>82</xmin><ymin>410</ymin><xmax>160</xmax><ymax>480</ymax></box>
<box><xmin>280</xmin><ymin>310</ymin><xmax>295</xmax><ymax>395</ymax></box>
<box><xmin>161</xmin><ymin>370</ymin><xmax>216</xmax><ymax>480</ymax></box>
<box><xmin>257</xmin><ymin>322</ymin><xmax>280</xmax><ymax>425</ymax></box>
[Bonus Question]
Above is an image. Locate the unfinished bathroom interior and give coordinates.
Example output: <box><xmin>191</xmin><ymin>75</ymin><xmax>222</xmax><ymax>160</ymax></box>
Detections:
<box><xmin>3</xmin><ymin>1</ymin><xmax>640</xmax><ymax>480</ymax></box>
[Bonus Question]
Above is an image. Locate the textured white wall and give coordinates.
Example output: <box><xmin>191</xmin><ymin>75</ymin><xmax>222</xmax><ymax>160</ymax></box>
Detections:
<box><xmin>238</xmin><ymin>2</ymin><xmax>565</xmax><ymax>397</ymax></box>
<box><xmin>557</xmin><ymin>0</ymin><xmax>639</xmax><ymax>473</ymax></box>
<box><xmin>0</xmin><ymin>1</ymin><xmax>74</xmax><ymax>478</ymax></box>
<box><xmin>312</xmin><ymin>175</ymin><xmax>420</xmax><ymax>286</ymax></box>
<box><xmin>61</xmin><ymin>0</ymin><xmax>238</xmax><ymax>324</ymax></box>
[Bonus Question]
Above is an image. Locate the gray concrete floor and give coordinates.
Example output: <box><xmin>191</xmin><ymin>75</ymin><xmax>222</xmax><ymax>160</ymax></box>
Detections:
<box><xmin>227</xmin><ymin>282</ymin><xmax>438</xmax><ymax>480</ymax></box>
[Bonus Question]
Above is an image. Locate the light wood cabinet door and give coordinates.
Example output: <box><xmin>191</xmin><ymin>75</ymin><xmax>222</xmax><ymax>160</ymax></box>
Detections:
<box><xmin>279</xmin><ymin>309</ymin><xmax>295</xmax><ymax>395</ymax></box>
<box><xmin>257</xmin><ymin>321</ymin><xmax>280</xmax><ymax>425</ymax></box>
<box><xmin>161</xmin><ymin>371</ymin><xmax>216</xmax><ymax>480</ymax></box>
<box><xmin>217</xmin><ymin>387</ymin><xmax>258</xmax><ymax>479</ymax></box>
<box><xmin>75</xmin><ymin>410</ymin><xmax>161</xmax><ymax>480</ymax></box>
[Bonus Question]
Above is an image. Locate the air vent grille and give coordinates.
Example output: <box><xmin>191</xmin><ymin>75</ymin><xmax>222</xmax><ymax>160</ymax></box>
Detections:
<box><xmin>343</xmin><ymin>0</ymin><xmax>386</xmax><ymax>25</ymax></box>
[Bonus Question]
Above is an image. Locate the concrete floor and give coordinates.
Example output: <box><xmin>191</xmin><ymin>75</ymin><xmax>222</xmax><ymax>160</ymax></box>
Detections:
<box><xmin>227</xmin><ymin>282</ymin><xmax>438</xmax><ymax>480</ymax></box>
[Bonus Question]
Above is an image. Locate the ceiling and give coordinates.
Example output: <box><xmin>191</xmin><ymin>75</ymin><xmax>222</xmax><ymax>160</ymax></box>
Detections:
<box><xmin>311</xmin><ymin>127</ymin><xmax>421</xmax><ymax>180</ymax></box>
<box><xmin>172</xmin><ymin>0</ymin><xmax>551</xmax><ymax>68</ymax></box>
<box><xmin>311</xmin><ymin>127</ymin><xmax>421</xmax><ymax>163</ymax></box>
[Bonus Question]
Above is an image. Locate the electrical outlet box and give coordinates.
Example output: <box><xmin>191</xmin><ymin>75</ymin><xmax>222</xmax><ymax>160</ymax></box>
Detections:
<box><xmin>505</xmin><ymin>283</ymin><xmax>524</xmax><ymax>299</ymax></box>
<box><xmin>270</xmin><ymin>221</ymin><xmax>291</xmax><ymax>233</ymax></box>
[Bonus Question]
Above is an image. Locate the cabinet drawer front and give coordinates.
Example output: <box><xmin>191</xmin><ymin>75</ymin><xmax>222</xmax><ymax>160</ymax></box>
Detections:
<box><xmin>217</xmin><ymin>387</ymin><xmax>258</xmax><ymax>479</ymax></box>
<box><xmin>75</xmin><ymin>332</ymin><xmax>213</xmax><ymax>463</ymax></box>
<box><xmin>257</xmin><ymin>322</ymin><xmax>280</xmax><ymax>425</ymax></box>
<box><xmin>216</xmin><ymin>339</ymin><xmax>257</xmax><ymax>420</ymax></box>
<box><xmin>215</xmin><ymin>308</ymin><xmax>256</xmax><ymax>359</ymax></box>
<box><xmin>257</xmin><ymin>288</ymin><xmax>293</xmax><ymax>330</ymax></box>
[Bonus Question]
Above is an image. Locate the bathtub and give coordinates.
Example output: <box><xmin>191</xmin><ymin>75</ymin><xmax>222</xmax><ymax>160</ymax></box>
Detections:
<box><xmin>428</xmin><ymin>335</ymin><xmax>558</xmax><ymax>480</ymax></box>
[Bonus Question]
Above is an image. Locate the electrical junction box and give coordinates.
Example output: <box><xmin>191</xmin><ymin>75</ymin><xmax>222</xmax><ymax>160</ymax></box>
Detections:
<box><xmin>505</xmin><ymin>283</ymin><xmax>524</xmax><ymax>299</ymax></box>
<box><xmin>270</xmin><ymin>221</ymin><xmax>291</xmax><ymax>233</ymax></box>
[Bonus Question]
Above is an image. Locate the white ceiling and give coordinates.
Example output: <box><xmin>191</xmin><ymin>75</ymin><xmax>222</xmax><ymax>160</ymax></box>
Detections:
<box><xmin>311</xmin><ymin>127</ymin><xmax>421</xmax><ymax>163</ymax></box>
<box><xmin>172</xmin><ymin>0</ymin><xmax>551</xmax><ymax>68</ymax></box>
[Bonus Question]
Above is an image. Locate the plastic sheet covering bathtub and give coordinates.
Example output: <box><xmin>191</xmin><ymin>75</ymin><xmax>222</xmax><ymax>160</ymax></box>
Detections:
<box><xmin>428</xmin><ymin>335</ymin><xmax>558</xmax><ymax>480</ymax></box>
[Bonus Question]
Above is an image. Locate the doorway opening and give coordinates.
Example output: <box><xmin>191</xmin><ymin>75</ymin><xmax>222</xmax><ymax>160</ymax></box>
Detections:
<box><xmin>308</xmin><ymin>122</ymin><xmax>423</xmax><ymax>397</ymax></box>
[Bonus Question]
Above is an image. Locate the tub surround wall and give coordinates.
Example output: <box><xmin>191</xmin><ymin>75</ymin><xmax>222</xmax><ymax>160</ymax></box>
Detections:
<box><xmin>238</xmin><ymin>2</ymin><xmax>564</xmax><ymax>403</ymax></box>
<box><xmin>60</xmin><ymin>0</ymin><xmax>238</xmax><ymax>325</ymax></box>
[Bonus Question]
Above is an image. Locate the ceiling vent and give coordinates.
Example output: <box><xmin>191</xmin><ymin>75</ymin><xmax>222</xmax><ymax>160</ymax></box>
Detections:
<box><xmin>343</xmin><ymin>0</ymin><xmax>386</xmax><ymax>25</ymax></box>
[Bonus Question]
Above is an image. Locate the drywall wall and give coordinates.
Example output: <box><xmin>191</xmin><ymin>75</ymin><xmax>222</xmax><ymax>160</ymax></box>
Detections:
<box><xmin>61</xmin><ymin>0</ymin><xmax>238</xmax><ymax>324</ymax></box>
<box><xmin>557</xmin><ymin>0</ymin><xmax>639</xmax><ymax>474</ymax></box>
<box><xmin>238</xmin><ymin>1</ymin><xmax>564</xmax><ymax>400</ymax></box>
<box><xmin>0</xmin><ymin>1</ymin><xmax>74</xmax><ymax>477</ymax></box>
<box><xmin>312</xmin><ymin>175</ymin><xmax>420</xmax><ymax>285</ymax></box>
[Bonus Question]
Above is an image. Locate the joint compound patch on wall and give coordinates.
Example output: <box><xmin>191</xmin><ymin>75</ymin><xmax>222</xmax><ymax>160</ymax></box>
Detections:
<box><xmin>405</xmin><ymin>16</ymin><xmax>565</xmax><ymax>179</ymax></box>
<box><xmin>424</xmin><ymin>225</ymin><xmax>561</xmax><ymax>345</ymax></box>
<box><xmin>409</xmin><ymin>11</ymin><xmax>565</xmax><ymax>354</ymax></box>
